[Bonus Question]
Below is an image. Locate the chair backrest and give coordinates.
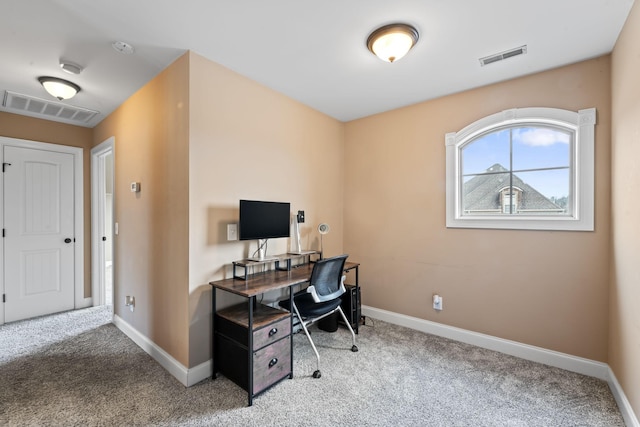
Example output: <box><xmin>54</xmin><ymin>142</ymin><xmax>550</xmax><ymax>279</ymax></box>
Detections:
<box><xmin>306</xmin><ymin>254</ymin><xmax>348</xmax><ymax>303</ymax></box>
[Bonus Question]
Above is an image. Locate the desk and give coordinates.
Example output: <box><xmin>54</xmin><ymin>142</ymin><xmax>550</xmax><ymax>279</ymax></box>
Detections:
<box><xmin>210</xmin><ymin>261</ymin><xmax>360</xmax><ymax>406</ymax></box>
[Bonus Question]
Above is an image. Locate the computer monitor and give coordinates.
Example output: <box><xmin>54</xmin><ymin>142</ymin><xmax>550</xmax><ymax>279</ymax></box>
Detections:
<box><xmin>239</xmin><ymin>200</ymin><xmax>290</xmax><ymax>260</ymax></box>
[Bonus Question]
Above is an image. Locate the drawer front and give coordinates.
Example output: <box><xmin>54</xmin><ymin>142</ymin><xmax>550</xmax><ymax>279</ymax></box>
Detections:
<box><xmin>253</xmin><ymin>336</ymin><xmax>291</xmax><ymax>394</ymax></box>
<box><xmin>253</xmin><ymin>316</ymin><xmax>290</xmax><ymax>350</ymax></box>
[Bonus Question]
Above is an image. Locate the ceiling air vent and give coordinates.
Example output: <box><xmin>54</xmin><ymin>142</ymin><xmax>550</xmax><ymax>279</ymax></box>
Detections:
<box><xmin>479</xmin><ymin>45</ymin><xmax>527</xmax><ymax>67</ymax></box>
<box><xmin>2</xmin><ymin>91</ymin><xmax>99</xmax><ymax>125</ymax></box>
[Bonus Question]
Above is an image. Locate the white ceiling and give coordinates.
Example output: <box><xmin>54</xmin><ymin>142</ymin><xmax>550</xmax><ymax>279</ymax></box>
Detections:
<box><xmin>0</xmin><ymin>0</ymin><xmax>635</xmax><ymax>128</ymax></box>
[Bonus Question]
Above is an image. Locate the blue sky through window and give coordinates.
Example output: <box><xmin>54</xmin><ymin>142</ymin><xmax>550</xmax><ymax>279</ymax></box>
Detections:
<box><xmin>461</xmin><ymin>126</ymin><xmax>571</xmax><ymax>200</ymax></box>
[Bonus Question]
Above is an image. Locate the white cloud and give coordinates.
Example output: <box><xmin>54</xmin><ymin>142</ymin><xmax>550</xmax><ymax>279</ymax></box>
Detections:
<box><xmin>513</xmin><ymin>128</ymin><xmax>570</xmax><ymax>146</ymax></box>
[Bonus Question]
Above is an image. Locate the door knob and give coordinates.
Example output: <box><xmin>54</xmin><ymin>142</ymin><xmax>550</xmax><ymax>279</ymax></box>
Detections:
<box><xmin>64</xmin><ymin>238</ymin><xmax>72</xmax><ymax>243</ymax></box>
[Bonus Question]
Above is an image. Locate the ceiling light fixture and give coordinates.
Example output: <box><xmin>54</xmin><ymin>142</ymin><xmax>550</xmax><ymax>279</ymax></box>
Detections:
<box><xmin>38</xmin><ymin>76</ymin><xmax>81</xmax><ymax>100</ymax></box>
<box><xmin>367</xmin><ymin>23</ymin><xmax>419</xmax><ymax>63</ymax></box>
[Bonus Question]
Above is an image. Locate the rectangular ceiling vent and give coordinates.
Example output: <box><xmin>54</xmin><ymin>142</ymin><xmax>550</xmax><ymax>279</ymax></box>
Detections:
<box><xmin>2</xmin><ymin>91</ymin><xmax>99</xmax><ymax>125</ymax></box>
<box><xmin>479</xmin><ymin>45</ymin><xmax>527</xmax><ymax>67</ymax></box>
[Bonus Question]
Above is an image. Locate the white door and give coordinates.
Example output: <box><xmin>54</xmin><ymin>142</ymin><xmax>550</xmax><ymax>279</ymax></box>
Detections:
<box><xmin>3</xmin><ymin>145</ymin><xmax>75</xmax><ymax>322</ymax></box>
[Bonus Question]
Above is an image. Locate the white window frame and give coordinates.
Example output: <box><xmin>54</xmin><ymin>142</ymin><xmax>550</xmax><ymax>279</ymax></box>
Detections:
<box><xmin>445</xmin><ymin>107</ymin><xmax>595</xmax><ymax>231</ymax></box>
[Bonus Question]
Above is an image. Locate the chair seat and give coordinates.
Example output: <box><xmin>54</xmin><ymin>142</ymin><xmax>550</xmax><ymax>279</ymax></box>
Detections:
<box><xmin>279</xmin><ymin>292</ymin><xmax>342</xmax><ymax>318</ymax></box>
<box><xmin>276</xmin><ymin>254</ymin><xmax>358</xmax><ymax>378</ymax></box>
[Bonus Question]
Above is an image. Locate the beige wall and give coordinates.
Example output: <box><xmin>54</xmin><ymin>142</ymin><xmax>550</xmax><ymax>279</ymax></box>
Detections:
<box><xmin>344</xmin><ymin>57</ymin><xmax>611</xmax><ymax>362</ymax></box>
<box><xmin>89</xmin><ymin>50</ymin><xmax>344</xmax><ymax>368</ymax></box>
<box><xmin>186</xmin><ymin>52</ymin><xmax>345</xmax><ymax>366</ymax></box>
<box><xmin>4</xmin><ymin>31</ymin><xmax>636</xmax><ymax>418</ymax></box>
<box><xmin>611</xmin><ymin>0</ymin><xmax>640</xmax><ymax>417</ymax></box>
<box><xmin>0</xmin><ymin>112</ymin><xmax>93</xmax><ymax>297</ymax></box>
<box><xmin>93</xmin><ymin>54</ymin><xmax>191</xmax><ymax>365</ymax></box>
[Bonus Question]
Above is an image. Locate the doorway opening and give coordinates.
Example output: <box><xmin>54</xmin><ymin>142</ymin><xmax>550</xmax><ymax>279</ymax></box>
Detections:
<box><xmin>91</xmin><ymin>138</ymin><xmax>115</xmax><ymax>309</ymax></box>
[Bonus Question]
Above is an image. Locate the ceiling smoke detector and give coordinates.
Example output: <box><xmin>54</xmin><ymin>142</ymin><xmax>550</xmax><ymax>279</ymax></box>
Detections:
<box><xmin>112</xmin><ymin>41</ymin><xmax>135</xmax><ymax>55</ymax></box>
<box><xmin>60</xmin><ymin>60</ymin><xmax>83</xmax><ymax>75</ymax></box>
<box><xmin>479</xmin><ymin>45</ymin><xmax>527</xmax><ymax>66</ymax></box>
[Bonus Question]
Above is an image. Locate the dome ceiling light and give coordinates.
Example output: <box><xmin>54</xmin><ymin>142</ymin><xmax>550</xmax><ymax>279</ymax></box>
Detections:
<box><xmin>38</xmin><ymin>76</ymin><xmax>81</xmax><ymax>100</ymax></box>
<box><xmin>367</xmin><ymin>23</ymin><xmax>419</xmax><ymax>63</ymax></box>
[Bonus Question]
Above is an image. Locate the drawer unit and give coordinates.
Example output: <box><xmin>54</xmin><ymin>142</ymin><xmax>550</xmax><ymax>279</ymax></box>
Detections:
<box><xmin>214</xmin><ymin>303</ymin><xmax>292</xmax><ymax>397</ymax></box>
<box><xmin>254</xmin><ymin>316</ymin><xmax>290</xmax><ymax>350</ymax></box>
<box><xmin>252</xmin><ymin>335</ymin><xmax>291</xmax><ymax>394</ymax></box>
<box><xmin>216</xmin><ymin>309</ymin><xmax>290</xmax><ymax>349</ymax></box>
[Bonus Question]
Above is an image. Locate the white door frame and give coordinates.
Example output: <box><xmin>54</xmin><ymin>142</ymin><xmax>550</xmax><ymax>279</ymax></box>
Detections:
<box><xmin>0</xmin><ymin>136</ymin><xmax>85</xmax><ymax>325</ymax></box>
<box><xmin>91</xmin><ymin>137</ymin><xmax>114</xmax><ymax>308</ymax></box>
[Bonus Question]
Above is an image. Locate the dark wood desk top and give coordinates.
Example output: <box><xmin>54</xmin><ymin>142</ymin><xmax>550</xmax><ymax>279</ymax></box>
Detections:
<box><xmin>210</xmin><ymin>262</ymin><xmax>359</xmax><ymax>298</ymax></box>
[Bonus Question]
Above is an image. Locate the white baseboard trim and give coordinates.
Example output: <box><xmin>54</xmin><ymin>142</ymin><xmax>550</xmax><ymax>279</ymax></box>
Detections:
<box><xmin>608</xmin><ymin>366</ymin><xmax>640</xmax><ymax>427</ymax></box>
<box><xmin>113</xmin><ymin>314</ymin><xmax>211</xmax><ymax>387</ymax></box>
<box><xmin>362</xmin><ymin>306</ymin><xmax>608</xmax><ymax>379</ymax></box>
<box><xmin>112</xmin><ymin>306</ymin><xmax>638</xmax><ymax>424</ymax></box>
<box><xmin>362</xmin><ymin>305</ymin><xmax>639</xmax><ymax>425</ymax></box>
<box><xmin>188</xmin><ymin>359</ymin><xmax>213</xmax><ymax>386</ymax></box>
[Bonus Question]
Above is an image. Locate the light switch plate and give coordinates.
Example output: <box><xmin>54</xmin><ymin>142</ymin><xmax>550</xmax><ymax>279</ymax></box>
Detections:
<box><xmin>227</xmin><ymin>223</ymin><xmax>238</xmax><ymax>241</ymax></box>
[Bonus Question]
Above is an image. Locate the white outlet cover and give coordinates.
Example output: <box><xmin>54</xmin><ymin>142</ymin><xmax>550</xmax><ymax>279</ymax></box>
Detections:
<box><xmin>433</xmin><ymin>295</ymin><xmax>443</xmax><ymax>310</ymax></box>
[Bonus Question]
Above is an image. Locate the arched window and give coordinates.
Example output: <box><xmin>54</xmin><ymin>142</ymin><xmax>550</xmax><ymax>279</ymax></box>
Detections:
<box><xmin>445</xmin><ymin>107</ymin><xmax>595</xmax><ymax>231</ymax></box>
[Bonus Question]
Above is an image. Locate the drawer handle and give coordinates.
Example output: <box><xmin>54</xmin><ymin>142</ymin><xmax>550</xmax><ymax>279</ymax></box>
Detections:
<box><xmin>268</xmin><ymin>358</ymin><xmax>278</xmax><ymax>368</ymax></box>
<box><xmin>268</xmin><ymin>327</ymin><xmax>278</xmax><ymax>337</ymax></box>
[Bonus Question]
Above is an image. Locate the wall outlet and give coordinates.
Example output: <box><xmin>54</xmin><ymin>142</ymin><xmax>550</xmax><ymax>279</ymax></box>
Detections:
<box><xmin>433</xmin><ymin>294</ymin><xmax>443</xmax><ymax>311</ymax></box>
<box><xmin>125</xmin><ymin>295</ymin><xmax>135</xmax><ymax>312</ymax></box>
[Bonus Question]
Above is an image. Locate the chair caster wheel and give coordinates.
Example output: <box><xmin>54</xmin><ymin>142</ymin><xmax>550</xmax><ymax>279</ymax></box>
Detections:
<box><xmin>313</xmin><ymin>370</ymin><xmax>321</xmax><ymax>378</ymax></box>
<box><xmin>351</xmin><ymin>345</ymin><xmax>359</xmax><ymax>352</ymax></box>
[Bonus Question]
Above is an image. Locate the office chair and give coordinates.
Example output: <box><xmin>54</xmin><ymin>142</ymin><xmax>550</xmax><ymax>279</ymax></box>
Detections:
<box><xmin>280</xmin><ymin>254</ymin><xmax>358</xmax><ymax>378</ymax></box>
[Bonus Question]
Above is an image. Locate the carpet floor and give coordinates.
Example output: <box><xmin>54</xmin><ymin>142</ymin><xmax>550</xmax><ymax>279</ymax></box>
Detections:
<box><xmin>0</xmin><ymin>306</ymin><xmax>625</xmax><ymax>426</ymax></box>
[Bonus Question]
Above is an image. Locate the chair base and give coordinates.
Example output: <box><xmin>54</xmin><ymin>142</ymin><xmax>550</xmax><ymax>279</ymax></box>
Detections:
<box><xmin>290</xmin><ymin>285</ymin><xmax>359</xmax><ymax>378</ymax></box>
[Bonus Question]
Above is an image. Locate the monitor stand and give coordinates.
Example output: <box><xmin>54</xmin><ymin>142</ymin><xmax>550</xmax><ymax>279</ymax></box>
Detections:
<box><xmin>247</xmin><ymin>239</ymin><xmax>278</xmax><ymax>262</ymax></box>
<box><xmin>247</xmin><ymin>255</ymin><xmax>278</xmax><ymax>262</ymax></box>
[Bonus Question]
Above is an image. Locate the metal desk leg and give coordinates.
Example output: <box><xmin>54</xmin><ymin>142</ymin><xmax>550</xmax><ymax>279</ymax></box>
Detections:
<box><xmin>354</xmin><ymin>266</ymin><xmax>360</xmax><ymax>334</ymax></box>
<box><xmin>212</xmin><ymin>288</ymin><xmax>217</xmax><ymax>379</ymax></box>
<box><xmin>289</xmin><ymin>286</ymin><xmax>294</xmax><ymax>379</ymax></box>
<box><xmin>247</xmin><ymin>296</ymin><xmax>254</xmax><ymax>406</ymax></box>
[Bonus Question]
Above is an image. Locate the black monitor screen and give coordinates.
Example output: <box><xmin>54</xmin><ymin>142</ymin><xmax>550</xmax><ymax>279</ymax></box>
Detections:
<box><xmin>239</xmin><ymin>200</ymin><xmax>291</xmax><ymax>240</ymax></box>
